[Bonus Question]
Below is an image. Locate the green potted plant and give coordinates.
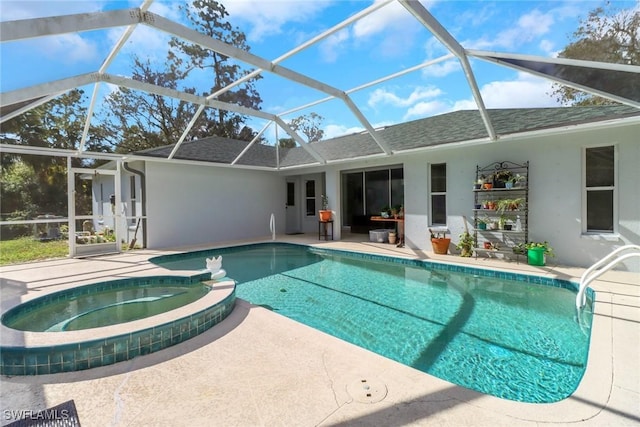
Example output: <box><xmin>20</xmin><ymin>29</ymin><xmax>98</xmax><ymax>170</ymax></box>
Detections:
<box><xmin>477</xmin><ymin>216</ymin><xmax>488</xmax><ymax>230</ymax></box>
<box><xmin>495</xmin><ymin>198</ymin><xmax>523</xmax><ymax>214</ymax></box>
<box><xmin>525</xmin><ymin>241</ymin><xmax>554</xmax><ymax>266</ymax></box>
<box><xmin>512</xmin><ymin>242</ymin><xmax>527</xmax><ymax>255</ymax></box>
<box><xmin>493</xmin><ymin>169</ymin><xmax>513</xmax><ymax>188</ymax></box>
<box><xmin>456</xmin><ymin>232</ymin><xmax>474</xmax><ymax>257</ymax></box>
<box><xmin>319</xmin><ymin>195</ymin><xmax>332</xmax><ymax>221</ymax></box>
<box><xmin>507</xmin><ymin>173</ymin><xmax>526</xmax><ymax>189</ymax></box>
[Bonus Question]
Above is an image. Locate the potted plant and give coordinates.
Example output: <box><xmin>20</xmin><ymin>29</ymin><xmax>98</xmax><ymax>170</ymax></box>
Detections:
<box><xmin>456</xmin><ymin>231</ymin><xmax>474</xmax><ymax>257</ymax></box>
<box><xmin>525</xmin><ymin>241</ymin><xmax>554</xmax><ymax>266</ymax></box>
<box><xmin>498</xmin><ymin>215</ymin><xmax>508</xmax><ymax>230</ymax></box>
<box><xmin>493</xmin><ymin>169</ymin><xmax>513</xmax><ymax>188</ymax></box>
<box><xmin>381</xmin><ymin>205</ymin><xmax>391</xmax><ymax>218</ymax></box>
<box><xmin>429</xmin><ymin>228</ymin><xmax>451</xmax><ymax>254</ymax></box>
<box><xmin>496</xmin><ymin>198</ymin><xmax>523</xmax><ymax>214</ymax></box>
<box><xmin>477</xmin><ymin>216</ymin><xmax>488</xmax><ymax>230</ymax></box>
<box><xmin>319</xmin><ymin>195</ymin><xmax>332</xmax><ymax>221</ymax></box>
<box><xmin>482</xmin><ymin>174</ymin><xmax>494</xmax><ymax>190</ymax></box>
<box><xmin>509</xmin><ymin>173</ymin><xmax>526</xmax><ymax>188</ymax></box>
<box><xmin>512</xmin><ymin>242</ymin><xmax>527</xmax><ymax>255</ymax></box>
<box><xmin>391</xmin><ymin>204</ymin><xmax>402</xmax><ymax>218</ymax></box>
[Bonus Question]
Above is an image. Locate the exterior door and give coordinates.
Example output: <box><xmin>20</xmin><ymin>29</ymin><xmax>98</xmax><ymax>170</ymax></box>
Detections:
<box><xmin>285</xmin><ymin>178</ymin><xmax>301</xmax><ymax>234</ymax></box>
<box><xmin>69</xmin><ymin>162</ymin><xmax>121</xmax><ymax>257</ymax></box>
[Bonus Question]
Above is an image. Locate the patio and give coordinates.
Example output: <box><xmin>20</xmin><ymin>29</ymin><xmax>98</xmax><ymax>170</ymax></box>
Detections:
<box><xmin>1</xmin><ymin>233</ymin><xmax>638</xmax><ymax>426</ymax></box>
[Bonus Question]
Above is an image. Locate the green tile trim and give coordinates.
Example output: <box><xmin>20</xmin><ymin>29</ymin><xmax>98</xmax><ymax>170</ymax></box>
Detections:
<box><xmin>1</xmin><ymin>284</ymin><xmax>235</xmax><ymax>376</ymax></box>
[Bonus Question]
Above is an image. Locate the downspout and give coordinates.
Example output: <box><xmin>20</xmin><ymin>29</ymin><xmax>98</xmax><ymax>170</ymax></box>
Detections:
<box><xmin>123</xmin><ymin>162</ymin><xmax>147</xmax><ymax>248</ymax></box>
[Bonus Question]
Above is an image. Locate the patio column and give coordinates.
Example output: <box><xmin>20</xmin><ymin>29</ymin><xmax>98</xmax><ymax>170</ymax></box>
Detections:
<box><xmin>325</xmin><ymin>168</ymin><xmax>341</xmax><ymax>240</ymax></box>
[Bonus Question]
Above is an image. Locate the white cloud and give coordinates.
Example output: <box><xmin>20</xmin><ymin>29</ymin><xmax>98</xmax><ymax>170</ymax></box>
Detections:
<box><xmin>452</xmin><ymin>72</ymin><xmax>560</xmax><ymax>110</ymax></box>
<box><xmin>465</xmin><ymin>8</ymin><xmax>556</xmax><ymax>50</ymax></box>
<box><xmin>0</xmin><ymin>1</ymin><xmax>102</xmax><ymax>20</ymax></box>
<box><xmin>39</xmin><ymin>33</ymin><xmax>100</xmax><ymax>64</ymax></box>
<box><xmin>222</xmin><ymin>0</ymin><xmax>330</xmax><ymax>41</ymax></box>
<box><xmin>421</xmin><ymin>59</ymin><xmax>459</xmax><ymax>78</ymax></box>
<box><xmin>352</xmin><ymin>0</ymin><xmax>411</xmax><ymax>38</ymax></box>
<box><xmin>404</xmin><ymin>100</ymin><xmax>450</xmax><ymax>120</ymax></box>
<box><xmin>319</xmin><ymin>29</ymin><xmax>350</xmax><ymax>63</ymax></box>
<box><xmin>323</xmin><ymin>124</ymin><xmax>364</xmax><ymax>139</ymax></box>
<box><xmin>368</xmin><ymin>86</ymin><xmax>443</xmax><ymax>109</ymax></box>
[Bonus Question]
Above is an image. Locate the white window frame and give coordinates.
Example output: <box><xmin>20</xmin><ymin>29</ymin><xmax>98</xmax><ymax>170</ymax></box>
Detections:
<box><xmin>429</xmin><ymin>163</ymin><xmax>447</xmax><ymax>227</ymax></box>
<box><xmin>581</xmin><ymin>144</ymin><xmax>618</xmax><ymax>236</ymax></box>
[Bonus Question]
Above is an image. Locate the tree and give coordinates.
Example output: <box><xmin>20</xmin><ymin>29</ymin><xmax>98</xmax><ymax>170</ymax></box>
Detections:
<box><xmin>288</xmin><ymin>113</ymin><xmax>325</xmax><ymax>143</ymax></box>
<box><xmin>278</xmin><ymin>138</ymin><xmax>296</xmax><ymax>148</ymax></box>
<box><xmin>102</xmin><ymin>57</ymin><xmax>204</xmax><ymax>153</ymax></box>
<box><xmin>168</xmin><ymin>0</ymin><xmax>263</xmax><ymax>140</ymax></box>
<box><xmin>551</xmin><ymin>5</ymin><xmax>639</xmax><ymax>106</ymax></box>
<box><xmin>0</xmin><ymin>90</ymin><xmax>100</xmax><ymax>223</ymax></box>
<box><xmin>101</xmin><ymin>0</ymin><xmax>263</xmax><ymax>153</ymax></box>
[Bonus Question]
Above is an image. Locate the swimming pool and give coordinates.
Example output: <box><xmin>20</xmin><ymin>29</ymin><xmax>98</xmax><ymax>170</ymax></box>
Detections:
<box><xmin>151</xmin><ymin>243</ymin><xmax>594</xmax><ymax>403</ymax></box>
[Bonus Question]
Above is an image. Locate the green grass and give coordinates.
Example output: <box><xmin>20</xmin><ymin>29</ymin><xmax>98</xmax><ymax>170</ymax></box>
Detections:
<box><xmin>0</xmin><ymin>237</ymin><xmax>68</xmax><ymax>266</ymax></box>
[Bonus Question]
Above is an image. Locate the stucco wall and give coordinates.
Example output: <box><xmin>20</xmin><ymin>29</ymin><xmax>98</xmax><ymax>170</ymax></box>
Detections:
<box><xmin>142</xmin><ymin>121</ymin><xmax>639</xmax><ymax>271</ymax></box>
<box><xmin>145</xmin><ymin>162</ymin><xmax>285</xmax><ymax>249</ymax></box>
<box><xmin>400</xmin><ymin>123</ymin><xmax>640</xmax><ymax>270</ymax></box>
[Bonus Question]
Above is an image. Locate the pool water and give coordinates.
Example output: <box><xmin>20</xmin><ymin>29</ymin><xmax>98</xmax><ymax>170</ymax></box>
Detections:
<box><xmin>4</xmin><ymin>283</ymin><xmax>210</xmax><ymax>332</ymax></box>
<box><xmin>152</xmin><ymin>244</ymin><xmax>593</xmax><ymax>403</ymax></box>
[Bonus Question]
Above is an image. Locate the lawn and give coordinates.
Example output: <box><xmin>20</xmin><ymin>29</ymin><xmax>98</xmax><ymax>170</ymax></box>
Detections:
<box><xmin>0</xmin><ymin>237</ymin><xmax>68</xmax><ymax>266</ymax></box>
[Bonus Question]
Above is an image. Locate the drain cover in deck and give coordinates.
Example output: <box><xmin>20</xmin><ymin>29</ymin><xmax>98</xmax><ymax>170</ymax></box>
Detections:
<box><xmin>346</xmin><ymin>378</ymin><xmax>387</xmax><ymax>403</ymax></box>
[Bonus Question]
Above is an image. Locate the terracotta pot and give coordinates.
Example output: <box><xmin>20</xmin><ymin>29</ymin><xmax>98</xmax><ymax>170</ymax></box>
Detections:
<box><xmin>483</xmin><ymin>183</ymin><xmax>493</xmax><ymax>190</ymax></box>
<box><xmin>388</xmin><ymin>232</ymin><xmax>397</xmax><ymax>245</ymax></box>
<box><xmin>431</xmin><ymin>238</ymin><xmax>451</xmax><ymax>254</ymax></box>
<box><xmin>318</xmin><ymin>210</ymin><xmax>332</xmax><ymax>221</ymax></box>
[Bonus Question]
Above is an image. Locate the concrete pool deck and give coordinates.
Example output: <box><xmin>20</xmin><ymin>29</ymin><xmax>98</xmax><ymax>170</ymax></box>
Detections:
<box><xmin>1</xmin><ymin>234</ymin><xmax>638</xmax><ymax>426</ymax></box>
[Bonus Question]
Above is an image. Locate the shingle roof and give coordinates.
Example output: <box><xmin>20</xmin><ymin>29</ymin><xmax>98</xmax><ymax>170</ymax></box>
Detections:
<box><xmin>136</xmin><ymin>105</ymin><xmax>640</xmax><ymax>168</ymax></box>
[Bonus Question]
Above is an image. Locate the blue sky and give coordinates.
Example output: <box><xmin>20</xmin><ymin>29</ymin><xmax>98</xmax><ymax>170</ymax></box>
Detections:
<box><xmin>1</xmin><ymin>0</ymin><xmax>638</xmax><ymax>144</ymax></box>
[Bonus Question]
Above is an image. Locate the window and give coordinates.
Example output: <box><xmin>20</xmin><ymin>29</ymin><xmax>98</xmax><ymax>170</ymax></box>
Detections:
<box><xmin>430</xmin><ymin>163</ymin><xmax>446</xmax><ymax>225</ymax></box>
<box><xmin>305</xmin><ymin>180</ymin><xmax>316</xmax><ymax>216</ymax></box>
<box><xmin>584</xmin><ymin>145</ymin><xmax>616</xmax><ymax>233</ymax></box>
<box><xmin>286</xmin><ymin>182</ymin><xmax>295</xmax><ymax>207</ymax></box>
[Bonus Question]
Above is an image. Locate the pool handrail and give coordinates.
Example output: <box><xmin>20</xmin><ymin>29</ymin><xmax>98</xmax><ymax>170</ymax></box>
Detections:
<box><xmin>270</xmin><ymin>213</ymin><xmax>276</xmax><ymax>240</ymax></box>
<box><xmin>576</xmin><ymin>244</ymin><xmax>640</xmax><ymax>310</ymax></box>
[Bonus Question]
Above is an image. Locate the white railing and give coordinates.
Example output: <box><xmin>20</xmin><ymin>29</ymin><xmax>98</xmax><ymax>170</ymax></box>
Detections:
<box><xmin>576</xmin><ymin>244</ymin><xmax>640</xmax><ymax>310</ymax></box>
<box><xmin>270</xmin><ymin>213</ymin><xmax>276</xmax><ymax>241</ymax></box>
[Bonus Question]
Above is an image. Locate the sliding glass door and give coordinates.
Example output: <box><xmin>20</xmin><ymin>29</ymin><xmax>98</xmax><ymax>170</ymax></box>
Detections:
<box><xmin>342</xmin><ymin>166</ymin><xmax>403</xmax><ymax>226</ymax></box>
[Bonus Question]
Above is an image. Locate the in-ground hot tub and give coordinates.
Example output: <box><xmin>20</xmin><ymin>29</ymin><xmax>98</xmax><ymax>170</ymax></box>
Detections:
<box><xmin>0</xmin><ymin>274</ymin><xmax>235</xmax><ymax>375</ymax></box>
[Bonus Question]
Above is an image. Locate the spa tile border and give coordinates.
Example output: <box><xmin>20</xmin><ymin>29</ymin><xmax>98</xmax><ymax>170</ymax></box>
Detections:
<box><xmin>0</xmin><ymin>274</ymin><xmax>235</xmax><ymax>376</ymax></box>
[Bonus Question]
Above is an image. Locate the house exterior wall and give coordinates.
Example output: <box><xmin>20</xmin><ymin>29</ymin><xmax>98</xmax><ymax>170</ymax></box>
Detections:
<box><xmin>140</xmin><ymin>121</ymin><xmax>638</xmax><ymax>271</ymax></box>
<box><xmin>407</xmin><ymin>124</ymin><xmax>639</xmax><ymax>271</ymax></box>
<box><xmin>145</xmin><ymin>162</ymin><xmax>285</xmax><ymax>249</ymax></box>
<box><xmin>301</xmin><ymin>122</ymin><xmax>639</xmax><ymax>271</ymax></box>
